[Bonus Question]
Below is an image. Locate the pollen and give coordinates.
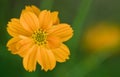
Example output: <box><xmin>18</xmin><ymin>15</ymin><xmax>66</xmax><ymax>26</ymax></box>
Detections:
<box><xmin>32</xmin><ymin>29</ymin><xmax>47</xmax><ymax>45</ymax></box>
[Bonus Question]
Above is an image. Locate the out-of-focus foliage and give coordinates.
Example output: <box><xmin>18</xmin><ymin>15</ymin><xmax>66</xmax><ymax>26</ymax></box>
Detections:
<box><xmin>0</xmin><ymin>0</ymin><xmax>120</xmax><ymax>77</ymax></box>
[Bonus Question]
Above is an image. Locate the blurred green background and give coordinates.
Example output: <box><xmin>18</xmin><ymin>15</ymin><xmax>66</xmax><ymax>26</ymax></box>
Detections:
<box><xmin>0</xmin><ymin>0</ymin><xmax>120</xmax><ymax>77</ymax></box>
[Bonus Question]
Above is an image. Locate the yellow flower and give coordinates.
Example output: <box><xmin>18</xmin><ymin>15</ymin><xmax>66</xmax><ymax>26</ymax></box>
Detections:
<box><xmin>84</xmin><ymin>22</ymin><xmax>120</xmax><ymax>51</ymax></box>
<box><xmin>7</xmin><ymin>5</ymin><xmax>73</xmax><ymax>72</ymax></box>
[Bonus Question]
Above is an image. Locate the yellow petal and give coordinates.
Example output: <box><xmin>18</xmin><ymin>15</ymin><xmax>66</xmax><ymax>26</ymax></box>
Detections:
<box><xmin>47</xmin><ymin>35</ymin><xmax>61</xmax><ymax>49</ymax></box>
<box><xmin>20</xmin><ymin>12</ymin><xmax>39</xmax><ymax>33</ymax></box>
<box><xmin>16</xmin><ymin>36</ymin><xmax>31</xmax><ymax>49</ymax></box>
<box><xmin>7</xmin><ymin>37</ymin><xmax>21</xmax><ymax>54</ymax></box>
<box><xmin>31</xmin><ymin>5</ymin><xmax>40</xmax><ymax>16</ymax></box>
<box><xmin>51</xmin><ymin>11</ymin><xmax>59</xmax><ymax>25</ymax></box>
<box><xmin>7</xmin><ymin>18</ymin><xmax>30</xmax><ymax>37</ymax></box>
<box><xmin>22</xmin><ymin>5</ymin><xmax>40</xmax><ymax>16</ymax></box>
<box><xmin>48</xmin><ymin>24</ymin><xmax>73</xmax><ymax>42</ymax></box>
<box><xmin>23</xmin><ymin>45</ymin><xmax>37</xmax><ymax>72</ymax></box>
<box><xmin>37</xmin><ymin>46</ymin><xmax>56</xmax><ymax>71</ymax></box>
<box><xmin>39</xmin><ymin>10</ymin><xmax>52</xmax><ymax>29</ymax></box>
<box><xmin>52</xmin><ymin>44</ymin><xmax>70</xmax><ymax>62</ymax></box>
<box><xmin>16</xmin><ymin>37</ymin><xmax>34</xmax><ymax>57</ymax></box>
<box><xmin>18</xmin><ymin>42</ymin><xmax>33</xmax><ymax>57</ymax></box>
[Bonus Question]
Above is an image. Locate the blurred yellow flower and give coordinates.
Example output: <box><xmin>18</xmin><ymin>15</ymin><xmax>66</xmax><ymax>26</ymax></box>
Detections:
<box><xmin>84</xmin><ymin>22</ymin><xmax>120</xmax><ymax>51</ymax></box>
<box><xmin>7</xmin><ymin>5</ymin><xmax>73</xmax><ymax>72</ymax></box>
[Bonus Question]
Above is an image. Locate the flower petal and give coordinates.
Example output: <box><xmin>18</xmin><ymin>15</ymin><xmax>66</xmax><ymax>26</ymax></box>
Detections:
<box><xmin>52</xmin><ymin>44</ymin><xmax>70</xmax><ymax>62</ymax></box>
<box><xmin>16</xmin><ymin>37</ymin><xmax>34</xmax><ymax>57</ymax></box>
<box><xmin>47</xmin><ymin>35</ymin><xmax>61</xmax><ymax>49</ymax></box>
<box><xmin>31</xmin><ymin>5</ymin><xmax>40</xmax><ymax>16</ymax></box>
<box><xmin>7</xmin><ymin>37</ymin><xmax>21</xmax><ymax>54</ymax></box>
<box><xmin>23</xmin><ymin>45</ymin><xmax>38</xmax><ymax>72</ymax></box>
<box><xmin>39</xmin><ymin>10</ymin><xmax>52</xmax><ymax>29</ymax></box>
<box><xmin>37</xmin><ymin>46</ymin><xmax>56</xmax><ymax>71</ymax></box>
<box><xmin>7</xmin><ymin>18</ymin><xmax>30</xmax><ymax>37</ymax></box>
<box><xmin>22</xmin><ymin>5</ymin><xmax>40</xmax><ymax>16</ymax></box>
<box><xmin>20</xmin><ymin>12</ymin><xmax>39</xmax><ymax>33</ymax></box>
<box><xmin>48</xmin><ymin>24</ymin><xmax>73</xmax><ymax>42</ymax></box>
<box><xmin>51</xmin><ymin>11</ymin><xmax>59</xmax><ymax>25</ymax></box>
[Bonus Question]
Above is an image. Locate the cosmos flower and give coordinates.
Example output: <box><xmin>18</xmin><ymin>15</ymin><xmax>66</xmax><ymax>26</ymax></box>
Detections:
<box><xmin>7</xmin><ymin>5</ymin><xmax>73</xmax><ymax>72</ymax></box>
<box><xmin>84</xmin><ymin>22</ymin><xmax>120</xmax><ymax>51</ymax></box>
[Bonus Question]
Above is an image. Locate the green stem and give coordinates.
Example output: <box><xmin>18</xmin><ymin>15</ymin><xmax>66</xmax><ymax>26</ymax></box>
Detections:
<box><xmin>67</xmin><ymin>0</ymin><xmax>93</xmax><ymax>57</ymax></box>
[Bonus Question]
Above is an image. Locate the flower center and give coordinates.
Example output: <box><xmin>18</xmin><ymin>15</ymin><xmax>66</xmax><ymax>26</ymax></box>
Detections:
<box><xmin>32</xmin><ymin>29</ymin><xmax>47</xmax><ymax>45</ymax></box>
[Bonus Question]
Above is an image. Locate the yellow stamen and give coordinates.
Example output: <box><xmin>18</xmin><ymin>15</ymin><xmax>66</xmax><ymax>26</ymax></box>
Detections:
<box><xmin>32</xmin><ymin>29</ymin><xmax>47</xmax><ymax>45</ymax></box>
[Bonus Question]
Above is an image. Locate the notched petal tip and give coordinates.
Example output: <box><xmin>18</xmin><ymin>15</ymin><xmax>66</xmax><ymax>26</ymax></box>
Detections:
<box><xmin>20</xmin><ymin>11</ymin><xmax>39</xmax><ymax>33</ymax></box>
<box><xmin>37</xmin><ymin>46</ymin><xmax>56</xmax><ymax>72</ymax></box>
<box><xmin>22</xmin><ymin>5</ymin><xmax>40</xmax><ymax>16</ymax></box>
<box><xmin>51</xmin><ymin>11</ymin><xmax>60</xmax><ymax>24</ymax></box>
<box><xmin>39</xmin><ymin>10</ymin><xmax>53</xmax><ymax>29</ymax></box>
<box><xmin>52</xmin><ymin>44</ymin><xmax>70</xmax><ymax>63</ymax></box>
<box><xmin>23</xmin><ymin>45</ymin><xmax>37</xmax><ymax>72</ymax></box>
<box><xmin>49</xmin><ymin>23</ymin><xmax>73</xmax><ymax>42</ymax></box>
